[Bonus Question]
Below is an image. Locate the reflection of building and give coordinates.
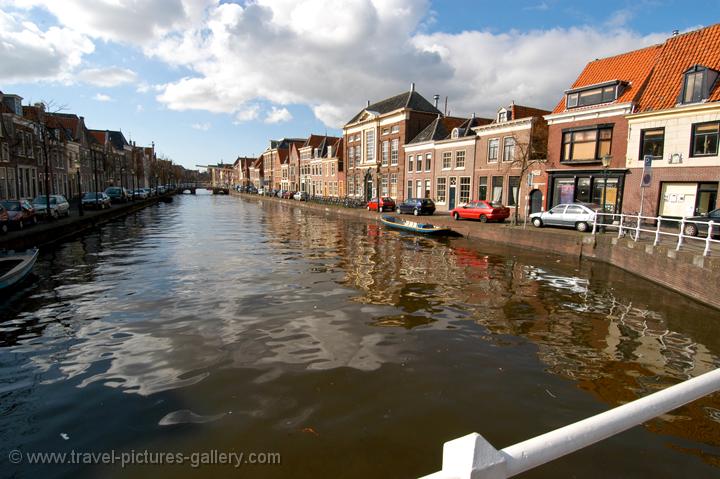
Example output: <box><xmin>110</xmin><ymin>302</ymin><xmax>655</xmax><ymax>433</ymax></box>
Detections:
<box><xmin>544</xmin><ymin>45</ymin><xmax>661</xmax><ymax>212</ymax></box>
<box><xmin>623</xmin><ymin>25</ymin><xmax>720</xmax><ymax>217</ymax></box>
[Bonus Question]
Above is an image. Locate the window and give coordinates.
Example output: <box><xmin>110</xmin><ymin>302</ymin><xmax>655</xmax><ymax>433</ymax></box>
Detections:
<box><xmin>436</xmin><ymin>177</ymin><xmax>446</xmax><ymax>203</ymax></box>
<box><xmin>451</xmin><ymin>128</ymin><xmax>459</xmax><ymax>139</ymax></box>
<box><xmin>382</xmin><ymin>140</ymin><xmax>389</xmax><ymax>166</ymax></box>
<box><xmin>502</xmin><ymin>137</ymin><xmax>515</xmax><ymax>162</ymax></box>
<box><xmin>391</xmin><ymin>125</ymin><xmax>399</xmax><ymax>134</ymax></box>
<box><xmin>407</xmin><ymin>180</ymin><xmax>412</xmax><ymax>197</ymax></box>
<box><xmin>488</xmin><ymin>139</ymin><xmax>499</xmax><ymax>163</ymax></box>
<box><xmin>382</xmin><ymin>128</ymin><xmax>389</xmax><ymax>135</ymax></box>
<box><xmin>408</xmin><ymin>155</ymin><xmax>414</xmax><ymax>172</ymax></box>
<box><xmin>566</xmin><ymin>83</ymin><xmax>618</xmax><ymax>109</ymax></box>
<box><xmin>498</xmin><ymin>111</ymin><xmax>507</xmax><ymax>122</ymax></box>
<box><xmin>681</xmin><ymin>65</ymin><xmax>718</xmax><ymax>104</ymax></box>
<box><xmin>561</xmin><ymin>127</ymin><xmax>612</xmax><ymax>162</ymax></box>
<box><xmin>425</xmin><ymin>153</ymin><xmax>431</xmax><ymax>171</ymax></box>
<box><xmin>424</xmin><ymin>179</ymin><xmax>431</xmax><ymax>198</ymax></box>
<box><xmin>691</xmin><ymin>122</ymin><xmax>719</xmax><ymax>157</ymax></box>
<box><xmin>1</xmin><ymin>143</ymin><xmax>8</xmax><ymax>162</ymax></box>
<box><xmin>455</xmin><ymin>150</ymin><xmax>465</xmax><ymax>169</ymax></box>
<box><xmin>442</xmin><ymin>151</ymin><xmax>451</xmax><ymax>169</ymax></box>
<box><xmin>478</xmin><ymin>176</ymin><xmax>488</xmax><ymax>200</ymax></box>
<box><xmin>640</xmin><ymin>128</ymin><xmax>664</xmax><ymax>160</ymax></box>
<box><xmin>391</xmin><ymin>139</ymin><xmax>399</xmax><ymax>165</ymax></box>
<box><xmin>508</xmin><ymin>176</ymin><xmax>520</xmax><ymax>207</ymax></box>
<box><xmin>416</xmin><ymin>155</ymin><xmax>422</xmax><ymax>172</ymax></box>
<box><xmin>390</xmin><ymin>173</ymin><xmax>397</xmax><ymax>196</ymax></box>
<box><xmin>381</xmin><ymin>175</ymin><xmax>388</xmax><ymax>196</ymax></box>
<box><xmin>491</xmin><ymin>176</ymin><xmax>503</xmax><ymax>203</ymax></box>
<box><xmin>365</xmin><ymin>129</ymin><xmax>375</xmax><ymax>163</ymax></box>
<box><xmin>0</xmin><ymin>167</ymin><xmax>6</xmax><ymax>199</ymax></box>
<box><xmin>355</xmin><ymin>146</ymin><xmax>361</xmax><ymax>165</ymax></box>
<box><xmin>459</xmin><ymin>177</ymin><xmax>471</xmax><ymax>203</ymax></box>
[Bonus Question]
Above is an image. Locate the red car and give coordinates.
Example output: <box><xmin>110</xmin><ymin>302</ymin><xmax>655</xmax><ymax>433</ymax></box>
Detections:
<box><xmin>1</xmin><ymin>200</ymin><xmax>37</xmax><ymax>230</ymax></box>
<box><xmin>0</xmin><ymin>203</ymin><xmax>9</xmax><ymax>234</ymax></box>
<box><xmin>367</xmin><ymin>197</ymin><xmax>396</xmax><ymax>212</ymax></box>
<box><xmin>450</xmin><ymin>200</ymin><xmax>510</xmax><ymax>222</ymax></box>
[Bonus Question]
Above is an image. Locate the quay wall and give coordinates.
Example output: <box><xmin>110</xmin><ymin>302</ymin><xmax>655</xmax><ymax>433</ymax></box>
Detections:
<box><xmin>235</xmin><ymin>192</ymin><xmax>720</xmax><ymax>310</ymax></box>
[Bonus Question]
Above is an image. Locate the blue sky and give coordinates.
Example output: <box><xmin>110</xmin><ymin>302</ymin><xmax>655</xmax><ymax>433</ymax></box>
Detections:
<box><xmin>0</xmin><ymin>1</ymin><xmax>713</xmax><ymax>169</ymax></box>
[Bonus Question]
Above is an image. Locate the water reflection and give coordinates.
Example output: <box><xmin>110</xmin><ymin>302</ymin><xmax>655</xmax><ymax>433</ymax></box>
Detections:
<box><xmin>0</xmin><ymin>195</ymin><xmax>719</xmax><ymax>478</ymax></box>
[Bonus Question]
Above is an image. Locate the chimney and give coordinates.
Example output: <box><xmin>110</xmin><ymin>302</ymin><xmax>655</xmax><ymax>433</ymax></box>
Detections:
<box><xmin>672</xmin><ymin>29</ymin><xmax>679</xmax><ymax>36</ymax></box>
<box><xmin>366</xmin><ymin>100</ymin><xmax>370</xmax><ymax>107</ymax></box>
<box><xmin>471</xmin><ymin>112</ymin><xmax>476</xmax><ymax>119</ymax></box>
<box><xmin>410</xmin><ymin>82</ymin><xmax>415</xmax><ymax>92</ymax></box>
<box><xmin>433</xmin><ymin>94</ymin><xmax>440</xmax><ymax>108</ymax></box>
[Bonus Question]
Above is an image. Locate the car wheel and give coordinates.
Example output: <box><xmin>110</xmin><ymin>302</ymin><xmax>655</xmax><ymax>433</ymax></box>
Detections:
<box><xmin>52</xmin><ymin>210</ymin><xmax>59</xmax><ymax>219</ymax></box>
<box><xmin>576</xmin><ymin>222</ymin><xmax>589</xmax><ymax>232</ymax></box>
<box><xmin>480</xmin><ymin>214</ymin><xmax>488</xmax><ymax>223</ymax></box>
<box><xmin>32</xmin><ymin>216</ymin><xmax>38</xmax><ymax>225</ymax></box>
<box><xmin>396</xmin><ymin>207</ymin><xmax>401</xmax><ymax>214</ymax></box>
<box><xmin>413</xmin><ymin>208</ymin><xmax>419</xmax><ymax>216</ymax></box>
<box><xmin>18</xmin><ymin>220</ymin><xmax>23</xmax><ymax>230</ymax></box>
<box><xmin>1</xmin><ymin>223</ymin><xmax>7</xmax><ymax>234</ymax></box>
<box><xmin>532</xmin><ymin>218</ymin><xmax>543</xmax><ymax>228</ymax></box>
<box><xmin>683</xmin><ymin>224</ymin><xmax>698</xmax><ymax>237</ymax></box>
<box><xmin>453</xmin><ymin>212</ymin><xmax>460</xmax><ymax>220</ymax></box>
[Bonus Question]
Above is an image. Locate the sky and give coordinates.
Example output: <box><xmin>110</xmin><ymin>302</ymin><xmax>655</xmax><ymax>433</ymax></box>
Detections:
<box><xmin>0</xmin><ymin>0</ymin><xmax>714</xmax><ymax>170</ymax></box>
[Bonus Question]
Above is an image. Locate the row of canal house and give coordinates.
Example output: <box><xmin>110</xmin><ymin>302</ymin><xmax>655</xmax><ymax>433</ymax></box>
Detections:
<box><xmin>0</xmin><ymin>91</ymin><xmax>166</xmax><ymax>202</ymax></box>
<box><xmin>237</xmin><ymin>23</ymin><xmax>720</xmax><ymax>218</ymax></box>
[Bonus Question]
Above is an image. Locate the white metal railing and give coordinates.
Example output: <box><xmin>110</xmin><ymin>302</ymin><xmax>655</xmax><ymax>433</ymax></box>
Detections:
<box><xmin>421</xmin><ymin>368</ymin><xmax>720</xmax><ymax>479</ymax></box>
<box><xmin>591</xmin><ymin>212</ymin><xmax>718</xmax><ymax>256</ymax></box>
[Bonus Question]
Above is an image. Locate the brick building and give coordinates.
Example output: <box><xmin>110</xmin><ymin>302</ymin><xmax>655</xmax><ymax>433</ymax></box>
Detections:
<box><xmin>344</xmin><ymin>84</ymin><xmax>441</xmax><ymax>201</ymax></box>
<box><xmin>261</xmin><ymin>138</ymin><xmax>304</xmax><ymax>191</ymax></box>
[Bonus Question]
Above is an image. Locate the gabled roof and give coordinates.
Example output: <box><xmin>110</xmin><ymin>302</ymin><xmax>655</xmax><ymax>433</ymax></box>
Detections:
<box><xmin>346</xmin><ymin>89</ymin><xmax>442</xmax><ymax>125</ymax></box>
<box><xmin>408</xmin><ymin>116</ymin><xmax>467</xmax><ymax>144</ymax></box>
<box><xmin>637</xmin><ymin>24</ymin><xmax>720</xmax><ymax>112</ymax></box>
<box><xmin>552</xmin><ymin>44</ymin><xmax>662</xmax><ymax>114</ymax></box>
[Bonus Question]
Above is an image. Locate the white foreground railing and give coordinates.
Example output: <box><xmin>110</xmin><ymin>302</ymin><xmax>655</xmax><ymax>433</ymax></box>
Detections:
<box><xmin>591</xmin><ymin>212</ymin><xmax>718</xmax><ymax>256</ymax></box>
<box><xmin>421</xmin><ymin>368</ymin><xmax>720</xmax><ymax>479</ymax></box>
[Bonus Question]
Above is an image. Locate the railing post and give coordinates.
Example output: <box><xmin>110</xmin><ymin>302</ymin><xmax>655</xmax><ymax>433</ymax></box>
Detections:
<box><xmin>592</xmin><ymin>213</ymin><xmax>598</xmax><ymax>235</ymax></box>
<box><xmin>633</xmin><ymin>212</ymin><xmax>641</xmax><ymax>241</ymax></box>
<box><xmin>677</xmin><ymin>217</ymin><xmax>685</xmax><ymax>251</ymax></box>
<box><xmin>617</xmin><ymin>214</ymin><xmax>624</xmax><ymax>239</ymax></box>
<box><xmin>654</xmin><ymin>216</ymin><xmax>662</xmax><ymax>246</ymax></box>
<box><xmin>704</xmin><ymin>220</ymin><xmax>714</xmax><ymax>257</ymax></box>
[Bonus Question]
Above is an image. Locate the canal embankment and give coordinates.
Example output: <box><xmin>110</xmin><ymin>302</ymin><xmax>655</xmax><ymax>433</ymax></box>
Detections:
<box><xmin>0</xmin><ymin>196</ymin><xmax>169</xmax><ymax>251</ymax></box>
<box><xmin>233</xmin><ymin>191</ymin><xmax>720</xmax><ymax>310</ymax></box>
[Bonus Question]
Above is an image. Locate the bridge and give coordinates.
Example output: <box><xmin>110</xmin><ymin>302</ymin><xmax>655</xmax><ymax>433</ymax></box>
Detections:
<box><xmin>178</xmin><ymin>182</ymin><xmax>230</xmax><ymax>195</ymax></box>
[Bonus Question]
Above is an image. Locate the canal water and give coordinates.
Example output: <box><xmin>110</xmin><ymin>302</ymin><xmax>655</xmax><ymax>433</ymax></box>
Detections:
<box><xmin>1</xmin><ymin>195</ymin><xmax>719</xmax><ymax>478</ymax></box>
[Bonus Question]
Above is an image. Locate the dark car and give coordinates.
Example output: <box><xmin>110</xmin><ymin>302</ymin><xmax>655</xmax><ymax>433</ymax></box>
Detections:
<box><xmin>683</xmin><ymin>208</ymin><xmax>720</xmax><ymax>237</ymax></box>
<box><xmin>82</xmin><ymin>192</ymin><xmax>112</xmax><ymax>209</ymax></box>
<box><xmin>104</xmin><ymin>187</ymin><xmax>129</xmax><ymax>203</ymax></box>
<box><xmin>0</xmin><ymin>204</ymin><xmax>9</xmax><ymax>234</ymax></box>
<box><xmin>451</xmin><ymin>200</ymin><xmax>510</xmax><ymax>222</ymax></box>
<box><xmin>1</xmin><ymin>200</ymin><xmax>37</xmax><ymax>230</ymax></box>
<box><xmin>367</xmin><ymin>197</ymin><xmax>396</xmax><ymax>212</ymax></box>
<box><xmin>396</xmin><ymin>198</ymin><xmax>435</xmax><ymax>216</ymax></box>
<box><xmin>282</xmin><ymin>190</ymin><xmax>295</xmax><ymax>199</ymax></box>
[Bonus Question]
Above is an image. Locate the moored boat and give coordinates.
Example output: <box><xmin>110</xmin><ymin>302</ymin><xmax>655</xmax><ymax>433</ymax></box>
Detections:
<box><xmin>0</xmin><ymin>248</ymin><xmax>38</xmax><ymax>290</ymax></box>
<box><xmin>380</xmin><ymin>214</ymin><xmax>452</xmax><ymax>236</ymax></box>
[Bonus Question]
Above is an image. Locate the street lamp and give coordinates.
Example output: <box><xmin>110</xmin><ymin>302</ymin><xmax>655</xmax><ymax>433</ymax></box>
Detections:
<box><xmin>601</xmin><ymin>154</ymin><xmax>612</xmax><ymax>213</ymax></box>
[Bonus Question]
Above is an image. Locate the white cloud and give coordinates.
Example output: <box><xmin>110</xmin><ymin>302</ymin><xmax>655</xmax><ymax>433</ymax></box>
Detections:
<box><xmin>233</xmin><ymin>104</ymin><xmax>260</xmax><ymax>123</ymax></box>
<box><xmin>0</xmin><ymin>8</ymin><xmax>94</xmax><ymax>83</ymax></box>
<box><xmin>93</xmin><ymin>93</ymin><xmax>113</xmax><ymax>102</ymax></box>
<box><xmin>191</xmin><ymin>122</ymin><xmax>211</xmax><ymax>131</ymax></box>
<box><xmin>77</xmin><ymin>66</ymin><xmax>137</xmax><ymax>87</ymax></box>
<box><xmin>264</xmin><ymin>107</ymin><xmax>292</xmax><ymax>124</ymax></box>
<box><xmin>136</xmin><ymin>104</ymin><xmax>144</xmax><ymax>112</ymax></box>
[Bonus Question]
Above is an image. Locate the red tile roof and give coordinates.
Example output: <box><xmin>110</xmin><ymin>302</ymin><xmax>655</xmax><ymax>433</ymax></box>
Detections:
<box><xmin>637</xmin><ymin>24</ymin><xmax>720</xmax><ymax>112</ymax></box>
<box><xmin>551</xmin><ymin>44</ymin><xmax>662</xmax><ymax>114</ymax></box>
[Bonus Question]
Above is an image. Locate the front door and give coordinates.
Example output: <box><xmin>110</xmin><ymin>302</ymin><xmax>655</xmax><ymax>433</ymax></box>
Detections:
<box><xmin>529</xmin><ymin>189</ymin><xmax>542</xmax><ymax>214</ymax></box>
<box><xmin>449</xmin><ymin>177</ymin><xmax>457</xmax><ymax>210</ymax></box>
<box><xmin>416</xmin><ymin>180</ymin><xmax>423</xmax><ymax>199</ymax></box>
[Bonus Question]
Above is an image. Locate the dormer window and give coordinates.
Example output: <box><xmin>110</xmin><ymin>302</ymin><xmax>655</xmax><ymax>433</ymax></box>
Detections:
<box><xmin>497</xmin><ymin>109</ymin><xmax>508</xmax><ymax>122</ymax></box>
<box><xmin>451</xmin><ymin>128</ymin><xmax>460</xmax><ymax>139</ymax></box>
<box><xmin>680</xmin><ymin>65</ymin><xmax>718</xmax><ymax>104</ymax></box>
<box><xmin>566</xmin><ymin>81</ymin><xmax>622</xmax><ymax>109</ymax></box>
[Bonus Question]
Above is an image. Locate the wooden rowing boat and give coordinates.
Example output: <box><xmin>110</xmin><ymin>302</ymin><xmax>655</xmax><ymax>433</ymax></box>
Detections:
<box><xmin>380</xmin><ymin>214</ymin><xmax>452</xmax><ymax>236</ymax></box>
<box><xmin>0</xmin><ymin>248</ymin><xmax>38</xmax><ymax>290</ymax></box>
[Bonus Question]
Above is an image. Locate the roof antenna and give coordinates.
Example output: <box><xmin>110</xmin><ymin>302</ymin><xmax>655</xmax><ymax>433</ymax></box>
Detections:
<box><xmin>410</xmin><ymin>82</ymin><xmax>415</xmax><ymax>92</ymax></box>
<box><xmin>672</xmin><ymin>29</ymin><xmax>679</xmax><ymax>36</ymax></box>
<box><xmin>433</xmin><ymin>94</ymin><xmax>440</xmax><ymax>108</ymax></box>
<box><xmin>444</xmin><ymin>96</ymin><xmax>448</xmax><ymax>116</ymax></box>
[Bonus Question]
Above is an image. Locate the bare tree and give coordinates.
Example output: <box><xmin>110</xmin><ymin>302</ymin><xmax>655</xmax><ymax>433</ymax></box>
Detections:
<box><xmin>503</xmin><ymin>119</ymin><xmax>548</xmax><ymax>225</ymax></box>
<box><xmin>36</xmin><ymin>100</ymin><xmax>68</xmax><ymax>218</ymax></box>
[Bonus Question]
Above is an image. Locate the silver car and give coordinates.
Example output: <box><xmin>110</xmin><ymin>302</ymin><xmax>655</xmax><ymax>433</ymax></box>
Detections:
<box><xmin>530</xmin><ymin>203</ymin><xmax>602</xmax><ymax>232</ymax></box>
<box><xmin>32</xmin><ymin>195</ymin><xmax>70</xmax><ymax>218</ymax></box>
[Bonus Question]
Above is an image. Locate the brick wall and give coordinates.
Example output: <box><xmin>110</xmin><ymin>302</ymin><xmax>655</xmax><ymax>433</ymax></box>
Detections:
<box><xmin>623</xmin><ymin>166</ymin><xmax>720</xmax><ymax>215</ymax></box>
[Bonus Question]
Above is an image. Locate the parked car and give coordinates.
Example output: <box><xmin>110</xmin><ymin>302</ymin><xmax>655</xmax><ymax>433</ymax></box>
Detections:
<box><xmin>104</xmin><ymin>187</ymin><xmax>130</xmax><ymax>203</ymax></box>
<box><xmin>0</xmin><ymin>204</ymin><xmax>9</xmax><ymax>234</ymax></box>
<box><xmin>367</xmin><ymin>197</ymin><xmax>396</xmax><ymax>212</ymax></box>
<box><xmin>82</xmin><ymin>192</ymin><xmax>112</xmax><ymax>209</ymax></box>
<box><xmin>396</xmin><ymin>198</ymin><xmax>435</xmax><ymax>216</ymax></box>
<box><xmin>1</xmin><ymin>200</ymin><xmax>36</xmax><ymax>230</ymax></box>
<box><xmin>282</xmin><ymin>190</ymin><xmax>295</xmax><ymax>199</ymax></box>
<box><xmin>294</xmin><ymin>191</ymin><xmax>309</xmax><ymax>201</ymax></box>
<box><xmin>132</xmin><ymin>189</ymin><xmax>149</xmax><ymax>199</ymax></box>
<box><xmin>32</xmin><ymin>195</ymin><xmax>70</xmax><ymax>218</ymax></box>
<box><xmin>683</xmin><ymin>208</ymin><xmax>720</xmax><ymax>237</ymax></box>
<box><xmin>450</xmin><ymin>200</ymin><xmax>510</xmax><ymax>222</ymax></box>
<box><xmin>530</xmin><ymin>203</ymin><xmax>602</xmax><ymax>232</ymax></box>
<box><xmin>247</xmin><ymin>186</ymin><xmax>258</xmax><ymax>194</ymax></box>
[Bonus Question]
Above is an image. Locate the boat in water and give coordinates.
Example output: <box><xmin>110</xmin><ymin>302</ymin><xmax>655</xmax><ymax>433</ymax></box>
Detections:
<box><xmin>380</xmin><ymin>214</ymin><xmax>452</xmax><ymax>236</ymax></box>
<box><xmin>0</xmin><ymin>248</ymin><xmax>38</xmax><ymax>290</ymax></box>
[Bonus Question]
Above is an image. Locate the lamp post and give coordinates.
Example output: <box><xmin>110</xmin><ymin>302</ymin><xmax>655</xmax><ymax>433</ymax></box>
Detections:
<box><xmin>601</xmin><ymin>154</ymin><xmax>612</xmax><ymax>213</ymax></box>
